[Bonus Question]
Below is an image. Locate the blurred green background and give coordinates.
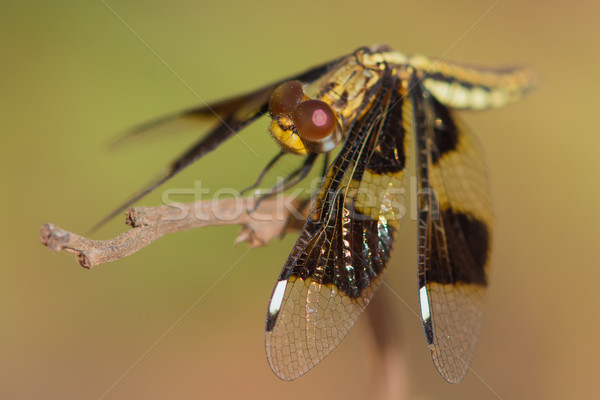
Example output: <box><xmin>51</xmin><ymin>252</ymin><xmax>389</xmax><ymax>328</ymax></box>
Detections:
<box><xmin>2</xmin><ymin>0</ymin><xmax>599</xmax><ymax>399</ymax></box>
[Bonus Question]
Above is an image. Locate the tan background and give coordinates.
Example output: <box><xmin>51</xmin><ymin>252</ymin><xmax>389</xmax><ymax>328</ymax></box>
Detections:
<box><xmin>2</xmin><ymin>0</ymin><xmax>599</xmax><ymax>399</ymax></box>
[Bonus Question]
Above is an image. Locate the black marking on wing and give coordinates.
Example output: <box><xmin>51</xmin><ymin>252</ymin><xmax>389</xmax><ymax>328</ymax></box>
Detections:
<box><xmin>283</xmin><ymin>204</ymin><xmax>396</xmax><ymax>300</ymax></box>
<box><xmin>426</xmin><ymin>210</ymin><xmax>489</xmax><ymax>285</ymax></box>
<box><xmin>265</xmin><ymin>69</ymin><xmax>408</xmax><ymax>380</ymax></box>
<box><xmin>365</xmin><ymin>90</ymin><xmax>406</xmax><ymax>175</ymax></box>
<box><xmin>431</xmin><ymin>97</ymin><xmax>459</xmax><ymax>165</ymax></box>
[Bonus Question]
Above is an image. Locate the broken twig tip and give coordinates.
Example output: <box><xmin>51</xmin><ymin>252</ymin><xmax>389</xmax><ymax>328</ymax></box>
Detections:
<box><xmin>39</xmin><ymin>197</ymin><xmax>311</xmax><ymax>269</ymax></box>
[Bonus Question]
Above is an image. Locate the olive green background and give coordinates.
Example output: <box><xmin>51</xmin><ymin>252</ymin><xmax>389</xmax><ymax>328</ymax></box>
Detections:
<box><xmin>2</xmin><ymin>1</ymin><xmax>599</xmax><ymax>399</ymax></box>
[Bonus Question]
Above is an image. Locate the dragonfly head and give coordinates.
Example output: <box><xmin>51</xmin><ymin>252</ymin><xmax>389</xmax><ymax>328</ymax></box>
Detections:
<box><xmin>268</xmin><ymin>80</ymin><xmax>342</xmax><ymax>155</ymax></box>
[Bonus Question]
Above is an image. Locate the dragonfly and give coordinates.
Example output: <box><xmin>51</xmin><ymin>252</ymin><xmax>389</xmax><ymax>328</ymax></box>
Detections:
<box><xmin>99</xmin><ymin>45</ymin><xmax>535</xmax><ymax>383</ymax></box>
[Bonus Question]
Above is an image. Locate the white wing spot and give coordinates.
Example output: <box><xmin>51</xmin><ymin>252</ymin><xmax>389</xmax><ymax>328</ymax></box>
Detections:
<box><xmin>269</xmin><ymin>280</ymin><xmax>288</xmax><ymax>316</ymax></box>
<box><xmin>419</xmin><ymin>285</ymin><xmax>431</xmax><ymax>321</ymax></box>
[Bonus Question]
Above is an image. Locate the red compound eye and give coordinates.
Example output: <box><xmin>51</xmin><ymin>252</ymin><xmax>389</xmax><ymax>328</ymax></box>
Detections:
<box><xmin>268</xmin><ymin>80</ymin><xmax>304</xmax><ymax>117</ymax></box>
<box><xmin>292</xmin><ymin>100</ymin><xmax>339</xmax><ymax>142</ymax></box>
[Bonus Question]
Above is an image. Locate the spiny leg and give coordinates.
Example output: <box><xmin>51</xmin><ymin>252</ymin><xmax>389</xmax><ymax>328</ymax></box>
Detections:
<box><xmin>240</xmin><ymin>150</ymin><xmax>286</xmax><ymax>196</ymax></box>
<box><xmin>250</xmin><ymin>153</ymin><xmax>318</xmax><ymax>212</ymax></box>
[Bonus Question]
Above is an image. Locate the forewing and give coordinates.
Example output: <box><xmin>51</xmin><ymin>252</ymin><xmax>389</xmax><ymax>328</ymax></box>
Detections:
<box><xmin>265</xmin><ymin>72</ymin><xmax>411</xmax><ymax>380</ymax></box>
<box><xmin>93</xmin><ymin>57</ymin><xmax>345</xmax><ymax>230</ymax></box>
<box><xmin>413</xmin><ymin>84</ymin><xmax>493</xmax><ymax>383</ymax></box>
<box><xmin>408</xmin><ymin>54</ymin><xmax>536</xmax><ymax>110</ymax></box>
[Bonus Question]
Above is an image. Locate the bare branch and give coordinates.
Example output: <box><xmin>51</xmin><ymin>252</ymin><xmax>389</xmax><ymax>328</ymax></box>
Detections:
<box><xmin>40</xmin><ymin>197</ymin><xmax>310</xmax><ymax>269</ymax></box>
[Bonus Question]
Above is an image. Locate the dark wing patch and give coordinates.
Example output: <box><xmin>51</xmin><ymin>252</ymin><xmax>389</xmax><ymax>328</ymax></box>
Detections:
<box><xmin>430</xmin><ymin>98</ymin><xmax>459</xmax><ymax>165</ymax></box>
<box><xmin>92</xmin><ymin>57</ymin><xmax>345</xmax><ymax>231</ymax></box>
<box><xmin>426</xmin><ymin>210</ymin><xmax>489</xmax><ymax>286</ymax></box>
<box><xmin>413</xmin><ymin>83</ymin><xmax>493</xmax><ymax>383</ymax></box>
<box><xmin>365</xmin><ymin>93</ymin><xmax>407</xmax><ymax>174</ymax></box>
<box><xmin>265</xmin><ymin>71</ymin><xmax>409</xmax><ymax>380</ymax></box>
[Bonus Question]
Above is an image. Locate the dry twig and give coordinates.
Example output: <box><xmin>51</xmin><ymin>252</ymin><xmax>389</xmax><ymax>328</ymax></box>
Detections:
<box><xmin>40</xmin><ymin>196</ymin><xmax>309</xmax><ymax>269</ymax></box>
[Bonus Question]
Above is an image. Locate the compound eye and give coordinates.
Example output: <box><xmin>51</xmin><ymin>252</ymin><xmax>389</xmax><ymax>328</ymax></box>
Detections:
<box><xmin>292</xmin><ymin>99</ymin><xmax>339</xmax><ymax>142</ymax></box>
<box><xmin>268</xmin><ymin>80</ymin><xmax>304</xmax><ymax>117</ymax></box>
